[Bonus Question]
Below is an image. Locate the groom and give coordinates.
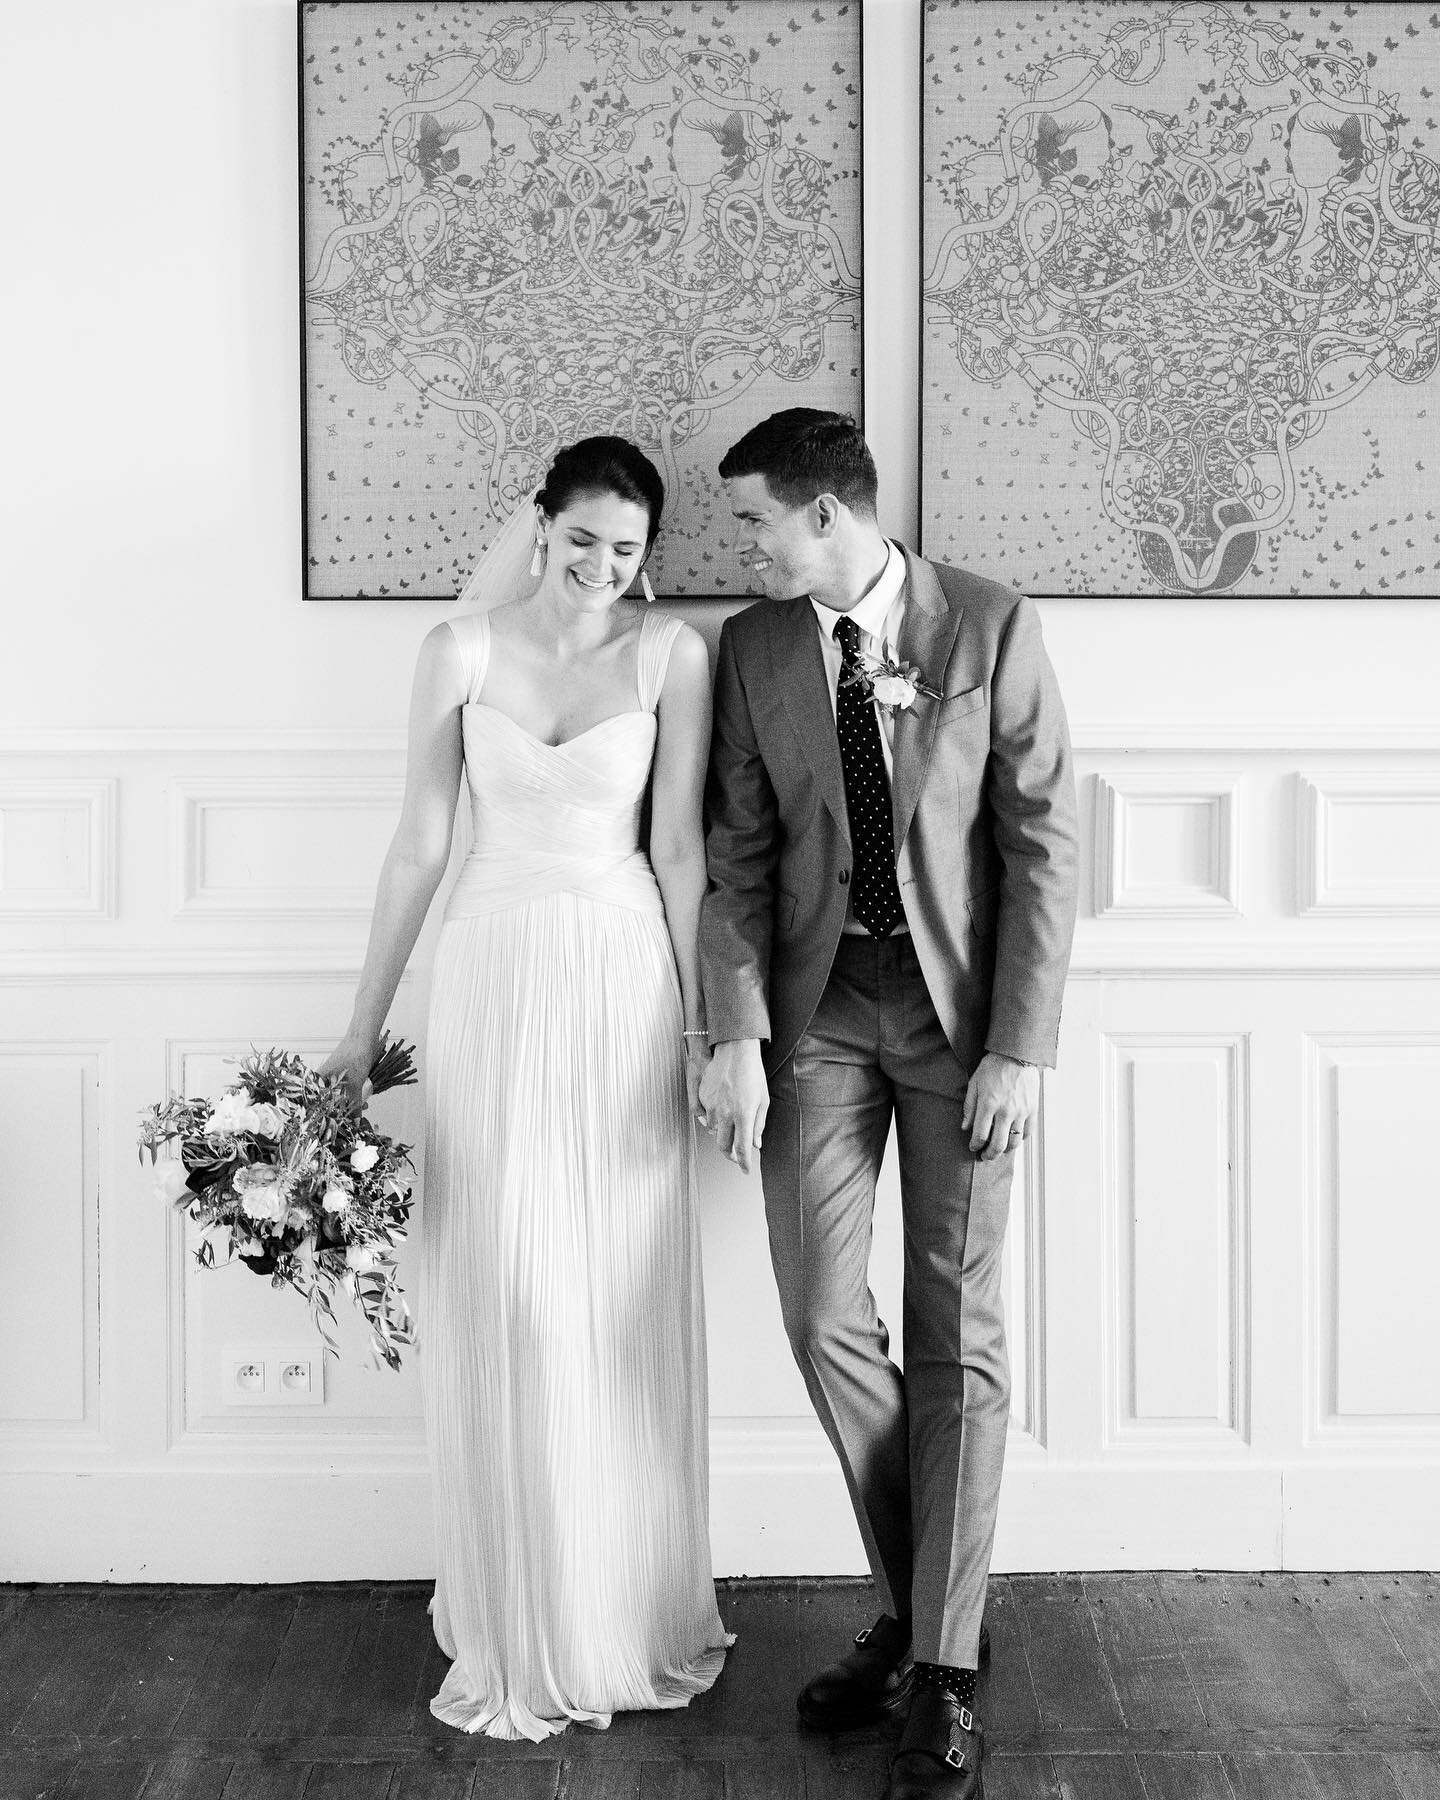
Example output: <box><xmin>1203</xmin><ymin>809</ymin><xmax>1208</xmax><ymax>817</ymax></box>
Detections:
<box><xmin>698</xmin><ymin>411</ymin><xmax>1077</xmax><ymax>1799</ymax></box>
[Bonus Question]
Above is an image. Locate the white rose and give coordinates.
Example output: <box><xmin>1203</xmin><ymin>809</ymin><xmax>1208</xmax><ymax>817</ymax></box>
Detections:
<box><xmin>871</xmin><ymin>673</ymin><xmax>917</xmax><ymax>710</ymax></box>
<box><xmin>241</xmin><ymin>1186</ymin><xmax>285</xmax><ymax>1223</ymax></box>
<box><xmin>247</xmin><ymin>1103</ymin><xmax>285</xmax><ymax>1139</ymax></box>
<box><xmin>153</xmin><ymin>1161</ymin><xmax>192</xmax><ymax>1203</ymax></box>
<box><xmin>234</xmin><ymin>1163</ymin><xmax>286</xmax><ymax>1222</ymax></box>
<box><xmin>349</xmin><ymin>1142</ymin><xmax>380</xmax><ymax>1173</ymax></box>
<box><xmin>204</xmin><ymin>1092</ymin><xmax>253</xmax><ymax>1137</ymax></box>
<box><xmin>321</xmin><ymin>1185</ymin><xmax>352</xmax><ymax>1214</ymax></box>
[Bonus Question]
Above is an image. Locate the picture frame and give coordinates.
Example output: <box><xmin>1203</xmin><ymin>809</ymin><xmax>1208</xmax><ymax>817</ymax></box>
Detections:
<box><xmin>299</xmin><ymin>0</ymin><xmax>864</xmax><ymax>600</ymax></box>
<box><xmin>920</xmin><ymin>0</ymin><xmax>1440</xmax><ymax>598</ymax></box>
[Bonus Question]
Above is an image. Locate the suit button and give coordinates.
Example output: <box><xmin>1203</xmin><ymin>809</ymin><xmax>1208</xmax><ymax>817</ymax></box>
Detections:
<box><xmin>839</xmin><ymin>870</ymin><xmax>850</xmax><ymax>886</ymax></box>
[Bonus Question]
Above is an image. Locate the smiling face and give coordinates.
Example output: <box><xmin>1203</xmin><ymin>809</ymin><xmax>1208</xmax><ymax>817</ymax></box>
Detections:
<box><xmin>539</xmin><ymin>488</ymin><xmax>652</xmax><ymax>611</ymax></box>
<box><xmin>724</xmin><ymin>472</ymin><xmax>825</xmax><ymax>600</ymax></box>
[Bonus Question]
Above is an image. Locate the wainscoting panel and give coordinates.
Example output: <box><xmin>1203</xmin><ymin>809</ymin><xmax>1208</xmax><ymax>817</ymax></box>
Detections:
<box><xmin>0</xmin><ymin>780</ymin><xmax>115</xmax><ymax>917</ymax></box>
<box><xmin>1306</xmin><ymin>1035</ymin><xmax>1440</xmax><ymax>1443</ymax></box>
<box><xmin>1102</xmin><ymin>1035</ymin><xmax>1248</xmax><ymax>1449</ymax></box>
<box><xmin>1299</xmin><ymin>774</ymin><xmax>1440</xmax><ymax>916</ymax></box>
<box><xmin>173</xmin><ymin>779</ymin><xmax>404</xmax><ymax>919</ymax></box>
<box><xmin>1093</xmin><ymin>772</ymin><xmax>1240</xmax><ymax>918</ymax></box>
<box><xmin>1</xmin><ymin>731</ymin><xmax>1438</xmax><ymax>1578</ymax></box>
<box><xmin>0</xmin><ymin>1048</ymin><xmax>102</xmax><ymax>1435</ymax></box>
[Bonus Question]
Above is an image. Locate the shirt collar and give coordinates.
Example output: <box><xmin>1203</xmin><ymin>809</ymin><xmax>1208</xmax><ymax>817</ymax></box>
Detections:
<box><xmin>810</xmin><ymin>541</ymin><xmax>906</xmax><ymax>649</ymax></box>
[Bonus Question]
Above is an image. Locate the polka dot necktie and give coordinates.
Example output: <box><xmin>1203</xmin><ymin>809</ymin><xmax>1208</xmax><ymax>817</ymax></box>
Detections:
<box><xmin>834</xmin><ymin>614</ymin><xmax>905</xmax><ymax>937</ymax></box>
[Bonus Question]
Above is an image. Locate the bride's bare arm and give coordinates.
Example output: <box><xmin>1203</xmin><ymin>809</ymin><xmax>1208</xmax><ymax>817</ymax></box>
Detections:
<box><xmin>324</xmin><ymin>625</ymin><xmax>467</xmax><ymax>1100</ymax></box>
<box><xmin>647</xmin><ymin>625</ymin><xmax>713</xmax><ymax>1110</ymax></box>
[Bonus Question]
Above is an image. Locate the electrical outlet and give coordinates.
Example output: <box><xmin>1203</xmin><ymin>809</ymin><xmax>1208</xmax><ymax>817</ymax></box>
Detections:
<box><xmin>223</xmin><ymin>1346</ymin><xmax>325</xmax><ymax>1408</ymax></box>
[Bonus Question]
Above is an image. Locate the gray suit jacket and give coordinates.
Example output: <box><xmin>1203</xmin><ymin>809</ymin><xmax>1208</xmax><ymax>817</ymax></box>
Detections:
<box><xmin>700</xmin><ymin>547</ymin><xmax>1079</xmax><ymax>1077</ymax></box>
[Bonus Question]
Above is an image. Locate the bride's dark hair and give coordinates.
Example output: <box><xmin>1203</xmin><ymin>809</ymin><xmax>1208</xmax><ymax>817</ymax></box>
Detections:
<box><xmin>537</xmin><ymin>437</ymin><xmax>665</xmax><ymax>550</ymax></box>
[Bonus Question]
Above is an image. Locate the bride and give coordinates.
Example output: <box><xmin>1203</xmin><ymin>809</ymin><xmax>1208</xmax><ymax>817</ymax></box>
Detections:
<box><xmin>324</xmin><ymin>437</ymin><xmax>731</xmax><ymax>1739</ymax></box>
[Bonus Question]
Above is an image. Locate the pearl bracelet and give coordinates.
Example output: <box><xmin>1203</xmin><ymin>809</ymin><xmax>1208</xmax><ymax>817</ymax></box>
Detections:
<box><xmin>682</xmin><ymin>1029</ymin><xmax>709</xmax><ymax>1039</ymax></box>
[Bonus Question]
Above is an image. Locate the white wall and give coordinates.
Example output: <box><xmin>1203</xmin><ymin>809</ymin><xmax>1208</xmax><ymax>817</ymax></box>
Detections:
<box><xmin>3</xmin><ymin>0</ymin><xmax>1439</xmax><ymax>1579</ymax></box>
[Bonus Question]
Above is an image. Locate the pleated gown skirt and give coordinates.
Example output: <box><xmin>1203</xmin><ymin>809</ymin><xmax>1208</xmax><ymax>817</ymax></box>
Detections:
<box><xmin>422</xmin><ymin>891</ymin><xmax>731</xmax><ymax>1740</ymax></box>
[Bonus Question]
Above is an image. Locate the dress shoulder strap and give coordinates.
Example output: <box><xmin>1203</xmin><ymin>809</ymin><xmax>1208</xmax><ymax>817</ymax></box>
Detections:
<box><xmin>444</xmin><ymin>611</ymin><xmax>492</xmax><ymax>705</ymax></box>
<box><xmin>636</xmin><ymin>609</ymin><xmax>685</xmax><ymax>713</ymax></box>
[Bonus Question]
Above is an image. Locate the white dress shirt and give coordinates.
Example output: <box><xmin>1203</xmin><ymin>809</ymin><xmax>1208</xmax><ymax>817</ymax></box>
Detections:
<box><xmin>809</xmin><ymin>541</ymin><xmax>908</xmax><ymax>776</ymax></box>
<box><xmin>809</xmin><ymin>541</ymin><xmax>910</xmax><ymax>934</ymax></box>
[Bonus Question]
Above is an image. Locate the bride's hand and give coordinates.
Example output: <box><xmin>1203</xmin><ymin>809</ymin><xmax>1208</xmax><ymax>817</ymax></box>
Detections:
<box><xmin>319</xmin><ymin>1036</ymin><xmax>377</xmax><ymax>1112</ymax></box>
<box><xmin>684</xmin><ymin>1036</ymin><xmax>711</xmax><ymax>1122</ymax></box>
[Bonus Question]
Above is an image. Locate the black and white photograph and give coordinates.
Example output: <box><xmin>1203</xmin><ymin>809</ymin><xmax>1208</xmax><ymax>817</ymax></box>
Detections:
<box><xmin>3</xmin><ymin>1</ymin><xmax>1439</xmax><ymax>1797</ymax></box>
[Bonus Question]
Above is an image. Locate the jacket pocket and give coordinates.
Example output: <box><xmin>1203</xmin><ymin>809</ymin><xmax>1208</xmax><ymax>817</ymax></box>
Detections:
<box><xmin>936</xmin><ymin>684</ymin><xmax>986</xmax><ymax>725</ymax></box>
<box><xmin>966</xmin><ymin>883</ymin><xmax>1001</xmax><ymax>937</ymax></box>
<box><xmin>776</xmin><ymin>889</ymin><xmax>798</xmax><ymax>933</ymax></box>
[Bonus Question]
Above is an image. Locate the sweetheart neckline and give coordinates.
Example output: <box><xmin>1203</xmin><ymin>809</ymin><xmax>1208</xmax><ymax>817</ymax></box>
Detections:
<box><xmin>466</xmin><ymin>701</ymin><xmax>655</xmax><ymax>751</ymax></box>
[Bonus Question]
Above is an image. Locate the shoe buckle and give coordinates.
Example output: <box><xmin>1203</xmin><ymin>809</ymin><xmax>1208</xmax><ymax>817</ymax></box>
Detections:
<box><xmin>945</xmin><ymin>1745</ymin><xmax>967</xmax><ymax>1770</ymax></box>
<box><xmin>854</xmin><ymin>1625</ymin><xmax>872</xmax><ymax>1645</ymax></box>
<box><xmin>957</xmin><ymin>1705</ymin><xmax>973</xmax><ymax>1733</ymax></box>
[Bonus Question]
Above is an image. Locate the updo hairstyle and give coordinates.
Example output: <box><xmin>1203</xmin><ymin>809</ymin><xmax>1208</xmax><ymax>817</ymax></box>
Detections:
<box><xmin>536</xmin><ymin>437</ymin><xmax>665</xmax><ymax>551</ymax></box>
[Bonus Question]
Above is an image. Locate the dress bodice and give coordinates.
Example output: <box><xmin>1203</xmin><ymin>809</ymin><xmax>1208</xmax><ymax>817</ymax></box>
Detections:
<box><xmin>443</xmin><ymin>607</ymin><xmax>682</xmax><ymax>920</ymax></box>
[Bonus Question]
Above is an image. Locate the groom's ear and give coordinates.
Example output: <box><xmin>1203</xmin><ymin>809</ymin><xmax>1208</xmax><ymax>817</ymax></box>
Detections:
<box><xmin>812</xmin><ymin>492</ymin><xmax>843</xmax><ymax>535</ymax></box>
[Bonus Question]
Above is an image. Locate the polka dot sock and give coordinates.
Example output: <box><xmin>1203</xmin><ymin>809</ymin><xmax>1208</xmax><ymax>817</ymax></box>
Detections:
<box><xmin>912</xmin><ymin>1661</ymin><xmax>978</xmax><ymax>1709</ymax></box>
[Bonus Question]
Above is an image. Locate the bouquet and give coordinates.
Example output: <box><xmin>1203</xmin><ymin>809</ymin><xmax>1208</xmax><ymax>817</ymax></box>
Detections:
<box><xmin>138</xmin><ymin>1038</ymin><xmax>418</xmax><ymax>1369</ymax></box>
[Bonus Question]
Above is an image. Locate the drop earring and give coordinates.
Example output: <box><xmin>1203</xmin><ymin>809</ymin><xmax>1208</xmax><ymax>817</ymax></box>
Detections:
<box><xmin>529</xmin><ymin>535</ymin><xmax>546</xmax><ymax>578</ymax></box>
<box><xmin>640</xmin><ymin>569</ymin><xmax>656</xmax><ymax>604</ymax></box>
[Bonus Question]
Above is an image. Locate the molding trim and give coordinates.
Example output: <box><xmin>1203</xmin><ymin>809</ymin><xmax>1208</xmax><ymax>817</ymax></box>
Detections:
<box><xmin>5</xmin><ymin>948</ymin><xmax>1440</xmax><ymax>985</ymax></box>
<box><xmin>1093</xmin><ymin>772</ymin><xmax>1241</xmax><ymax>918</ymax></box>
<box><xmin>1008</xmin><ymin>1126</ymin><xmax>1047</xmax><ymax>1451</ymax></box>
<box><xmin>3</xmin><ymin>722</ymin><xmax>1440</xmax><ymax>759</ymax></box>
<box><xmin>1303</xmin><ymin>1032</ymin><xmax>1440</xmax><ymax>1452</ymax></box>
<box><xmin>0</xmin><ymin>778</ymin><xmax>116</xmax><ymax>918</ymax></box>
<box><xmin>173</xmin><ymin>779</ymin><xmax>404</xmax><ymax>920</ymax></box>
<box><xmin>1298</xmin><ymin>773</ymin><xmax>1440</xmax><ymax>917</ymax></box>
<box><xmin>1101</xmin><ymin>1033</ymin><xmax>1251</xmax><ymax>1453</ymax></box>
<box><xmin>0</xmin><ymin>1043</ymin><xmax>107</xmax><ymax>1440</ymax></box>
<box><xmin>0</xmin><ymin>729</ymin><xmax>409</xmax><ymax>758</ymax></box>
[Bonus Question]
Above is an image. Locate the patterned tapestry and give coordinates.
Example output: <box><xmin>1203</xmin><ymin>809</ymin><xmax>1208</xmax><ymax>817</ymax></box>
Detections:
<box><xmin>921</xmin><ymin>0</ymin><xmax>1440</xmax><ymax>596</ymax></box>
<box><xmin>300</xmin><ymin>1</ymin><xmax>862</xmax><ymax>599</ymax></box>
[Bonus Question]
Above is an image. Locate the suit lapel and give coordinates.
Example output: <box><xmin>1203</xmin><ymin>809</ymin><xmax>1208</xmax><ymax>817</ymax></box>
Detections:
<box><xmin>769</xmin><ymin>597</ymin><xmax>847</xmax><ymax>830</ymax></box>
<box><xmin>891</xmin><ymin>548</ymin><xmax>964</xmax><ymax>852</ymax></box>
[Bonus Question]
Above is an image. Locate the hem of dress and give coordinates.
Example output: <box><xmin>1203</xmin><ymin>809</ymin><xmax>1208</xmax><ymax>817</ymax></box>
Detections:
<box><xmin>428</xmin><ymin>1632</ymin><xmax>735</xmax><ymax>1741</ymax></box>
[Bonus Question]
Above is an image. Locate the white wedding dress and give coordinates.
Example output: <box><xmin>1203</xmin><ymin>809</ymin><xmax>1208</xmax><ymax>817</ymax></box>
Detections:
<box><xmin>421</xmin><ymin>605</ymin><xmax>731</xmax><ymax>1740</ymax></box>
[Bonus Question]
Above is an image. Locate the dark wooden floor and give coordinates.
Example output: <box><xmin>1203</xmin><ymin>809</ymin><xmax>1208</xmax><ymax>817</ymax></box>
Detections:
<box><xmin>1</xmin><ymin>1575</ymin><xmax>1438</xmax><ymax>1799</ymax></box>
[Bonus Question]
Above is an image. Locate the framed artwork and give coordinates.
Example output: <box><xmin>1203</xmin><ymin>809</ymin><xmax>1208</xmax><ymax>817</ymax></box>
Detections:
<box><xmin>300</xmin><ymin>0</ymin><xmax>862</xmax><ymax>600</ymax></box>
<box><xmin>921</xmin><ymin>0</ymin><xmax>1440</xmax><ymax>597</ymax></box>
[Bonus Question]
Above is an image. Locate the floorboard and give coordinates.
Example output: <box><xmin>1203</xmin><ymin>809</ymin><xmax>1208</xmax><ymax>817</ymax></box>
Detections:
<box><xmin>1157</xmin><ymin>1576</ymin><xmax>1355</xmax><ymax>1732</ymax></box>
<box><xmin>0</xmin><ymin>1754</ymin><xmax>76</xmax><ymax>1800</ymax></box>
<box><xmin>1132</xmin><ymin>1750</ymin><xmax>1234</xmax><ymax>1800</ymax></box>
<box><xmin>137</xmin><ymin>1755</ymin><xmax>234</xmax><ymax>1800</ymax></box>
<box><xmin>1016</xmin><ymin>1576</ymin><xmax>1125</xmax><ymax>1735</ymax></box>
<box><xmin>1083</xmin><ymin>1574</ymin><xmax>1206</xmax><ymax>1733</ymax></box>
<box><xmin>1301</xmin><ymin>1577</ymin><xmax>1440</xmax><ymax>1730</ymax></box>
<box><xmin>173</xmin><ymin>1590</ymin><xmax>299</xmax><ymax>1741</ymax></box>
<box><xmin>1047</xmin><ymin>1753</ymin><xmax>1149</xmax><ymax>1800</ymax></box>
<box><xmin>2</xmin><ymin>1578</ymin><xmax>1438</xmax><ymax>1800</ymax></box>
<box><xmin>1384</xmin><ymin>1751</ymin><xmax>1440</xmax><ymax>1800</ymax></box>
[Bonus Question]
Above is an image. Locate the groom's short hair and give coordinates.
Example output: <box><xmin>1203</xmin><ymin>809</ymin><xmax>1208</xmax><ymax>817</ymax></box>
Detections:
<box><xmin>719</xmin><ymin>410</ymin><xmax>878</xmax><ymax>517</ymax></box>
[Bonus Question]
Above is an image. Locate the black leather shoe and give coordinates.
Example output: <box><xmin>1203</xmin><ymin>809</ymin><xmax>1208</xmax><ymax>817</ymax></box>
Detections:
<box><xmin>884</xmin><ymin>1687</ymin><xmax>984</xmax><ymax>1798</ymax></box>
<box><xmin>796</xmin><ymin>1614</ymin><xmax>913</xmax><ymax>1730</ymax></box>
<box><xmin>797</xmin><ymin>1617</ymin><xmax>992</xmax><ymax>1731</ymax></box>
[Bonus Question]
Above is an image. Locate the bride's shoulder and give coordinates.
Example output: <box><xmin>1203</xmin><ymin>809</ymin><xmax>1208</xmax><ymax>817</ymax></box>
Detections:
<box><xmin>653</xmin><ymin>615</ymin><xmax>709</xmax><ymax>690</ymax></box>
<box><xmin>416</xmin><ymin>616</ymin><xmax>479</xmax><ymax>705</ymax></box>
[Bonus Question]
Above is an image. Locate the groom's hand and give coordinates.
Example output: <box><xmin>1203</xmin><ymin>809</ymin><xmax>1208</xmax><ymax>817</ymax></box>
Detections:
<box><xmin>962</xmin><ymin>1052</ymin><xmax>1039</xmax><ymax>1161</ymax></box>
<box><xmin>698</xmin><ymin>1038</ymin><xmax>769</xmax><ymax>1174</ymax></box>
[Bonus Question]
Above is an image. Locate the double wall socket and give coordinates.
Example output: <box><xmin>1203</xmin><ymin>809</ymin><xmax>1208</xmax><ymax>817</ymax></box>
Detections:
<box><xmin>223</xmin><ymin>1346</ymin><xmax>325</xmax><ymax>1407</ymax></box>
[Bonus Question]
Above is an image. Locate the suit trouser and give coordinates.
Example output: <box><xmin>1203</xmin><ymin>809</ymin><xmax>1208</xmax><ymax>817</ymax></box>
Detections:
<box><xmin>762</xmin><ymin>933</ymin><xmax>1011</xmax><ymax>1668</ymax></box>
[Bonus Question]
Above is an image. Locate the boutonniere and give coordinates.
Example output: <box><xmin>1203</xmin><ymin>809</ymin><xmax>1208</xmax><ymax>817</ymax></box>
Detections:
<box><xmin>840</xmin><ymin>646</ymin><xmax>942</xmax><ymax>716</ymax></box>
